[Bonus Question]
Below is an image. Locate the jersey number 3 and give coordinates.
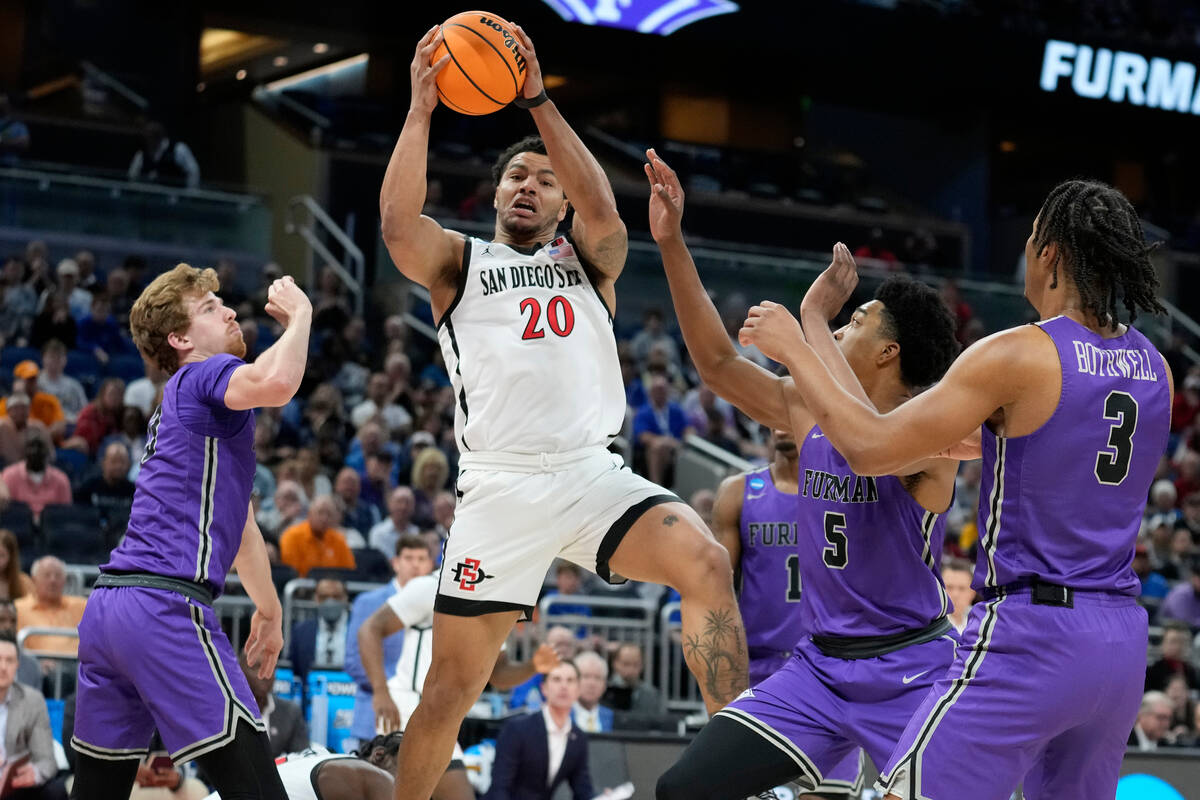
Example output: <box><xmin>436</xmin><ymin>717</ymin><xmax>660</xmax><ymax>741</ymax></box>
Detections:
<box><xmin>520</xmin><ymin>296</ymin><xmax>575</xmax><ymax>340</ymax></box>
<box><xmin>1095</xmin><ymin>390</ymin><xmax>1138</xmax><ymax>486</ymax></box>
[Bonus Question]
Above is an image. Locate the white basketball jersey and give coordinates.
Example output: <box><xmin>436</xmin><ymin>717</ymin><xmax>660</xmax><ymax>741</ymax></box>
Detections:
<box><xmin>385</xmin><ymin>574</ymin><xmax>437</xmax><ymax>728</ymax></box>
<box><xmin>437</xmin><ymin>235</ymin><xmax>625</xmax><ymax>454</ymax></box>
<box><xmin>203</xmin><ymin>750</ymin><xmax>348</xmax><ymax>800</ymax></box>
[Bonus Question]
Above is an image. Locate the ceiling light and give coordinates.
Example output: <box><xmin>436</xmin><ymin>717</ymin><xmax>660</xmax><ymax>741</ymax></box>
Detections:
<box><xmin>273</xmin><ymin>56</ymin><xmax>288</xmax><ymax>67</ymax></box>
<box><xmin>313</xmin><ymin>43</ymin><xmax>329</xmax><ymax>54</ymax></box>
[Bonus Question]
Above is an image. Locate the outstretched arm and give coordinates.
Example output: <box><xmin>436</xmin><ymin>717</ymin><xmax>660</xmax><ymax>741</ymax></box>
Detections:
<box><xmin>379</xmin><ymin>26</ymin><xmax>463</xmax><ymax>290</ymax></box>
<box><xmin>646</xmin><ymin>149</ymin><xmax>800</xmax><ymax>433</ymax></box>
<box><xmin>358</xmin><ymin>605</ymin><xmax>406</xmax><ymax>732</ymax></box>
<box><xmin>489</xmin><ymin>643</ymin><xmax>560</xmax><ymax>690</ymax></box>
<box><xmin>224</xmin><ymin>276</ymin><xmax>311</xmax><ymax>409</ymax></box>
<box><xmin>234</xmin><ymin>502</ymin><xmax>283</xmax><ymax>679</ymax></box>
<box><xmin>741</xmin><ymin>304</ymin><xmax>1021</xmax><ymax>475</ymax></box>
<box><xmin>512</xmin><ymin>25</ymin><xmax>626</xmax><ymax>280</ymax></box>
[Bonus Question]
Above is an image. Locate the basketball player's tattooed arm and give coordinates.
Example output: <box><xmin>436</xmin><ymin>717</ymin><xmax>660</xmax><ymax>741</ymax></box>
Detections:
<box><xmin>711</xmin><ymin>475</ymin><xmax>745</xmax><ymax>589</ymax></box>
<box><xmin>645</xmin><ymin>150</ymin><xmax>802</xmax><ymax>434</ymax></box>
<box><xmin>358</xmin><ymin>605</ymin><xmax>406</xmax><ymax>732</ymax></box>
<box><xmin>380</xmin><ymin>27</ymin><xmax>464</xmax><ymax>294</ymax></box>
<box><xmin>743</xmin><ymin>310</ymin><xmax>1033</xmax><ymax>476</ymax></box>
<box><xmin>511</xmin><ymin>25</ymin><xmax>628</xmax><ymax>283</ymax></box>
<box><xmin>233</xmin><ymin>502</ymin><xmax>284</xmax><ymax>680</ymax></box>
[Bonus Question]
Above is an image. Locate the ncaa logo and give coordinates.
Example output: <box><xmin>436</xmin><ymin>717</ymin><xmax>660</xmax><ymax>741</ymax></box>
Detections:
<box><xmin>747</xmin><ymin>477</ymin><xmax>766</xmax><ymax>492</ymax></box>
<box><xmin>451</xmin><ymin>558</ymin><xmax>494</xmax><ymax>591</ymax></box>
<box><xmin>538</xmin><ymin>0</ymin><xmax>739</xmax><ymax>36</ymax></box>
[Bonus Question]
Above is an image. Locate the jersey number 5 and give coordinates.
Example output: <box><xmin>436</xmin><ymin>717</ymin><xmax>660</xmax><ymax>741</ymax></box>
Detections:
<box><xmin>823</xmin><ymin>511</ymin><xmax>848</xmax><ymax>569</ymax></box>
<box><xmin>520</xmin><ymin>296</ymin><xmax>575</xmax><ymax>340</ymax></box>
<box><xmin>1095</xmin><ymin>390</ymin><xmax>1138</xmax><ymax>486</ymax></box>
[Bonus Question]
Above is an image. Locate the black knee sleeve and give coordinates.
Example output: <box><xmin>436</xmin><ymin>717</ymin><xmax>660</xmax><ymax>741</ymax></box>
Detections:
<box><xmin>193</xmin><ymin>718</ymin><xmax>288</xmax><ymax>800</ymax></box>
<box><xmin>69</xmin><ymin>754</ymin><xmax>139</xmax><ymax>800</ymax></box>
<box><xmin>657</xmin><ymin>715</ymin><xmax>805</xmax><ymax>800</ymax></box>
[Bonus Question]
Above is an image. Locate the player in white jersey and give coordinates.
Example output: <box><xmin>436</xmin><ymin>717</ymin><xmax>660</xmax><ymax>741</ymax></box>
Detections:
<box><xmin>202</xmin><ymin>735</ymin><xmax>402</xmax><ymax>800</ymax></box>
<box><xmin>380</xmin><ymin>24</ymin><xmax>747</xmax><ymax>800</ymax></box>
<box><xmin>358</xmin><ymin>575</ymin><xmax>562</xmax><ymax>800</ymax></box>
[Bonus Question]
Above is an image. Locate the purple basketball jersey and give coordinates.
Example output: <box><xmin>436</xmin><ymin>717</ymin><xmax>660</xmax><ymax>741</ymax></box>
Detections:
<box><xmin>796</xmin><ymin>426</ymin><xmax>949</xmax><ymax>638</ymax></box>
<box><xmin>738</xmin><ymin>466</ymin><xmax>805</xmax><ymax>657</ymax></box>
<box><xmin>105</xmin><ymin>353</ymin><xmax>254</xmax><ymax>596</ymax></box>
<box><xmin>975</xmin><ymin>316</ymin><xmax>1170</xmax><ymax>595</ymax></box>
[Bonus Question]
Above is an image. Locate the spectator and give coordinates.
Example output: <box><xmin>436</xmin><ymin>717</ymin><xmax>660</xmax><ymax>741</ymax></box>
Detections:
<box><xmin>383</xmin><ymin>352</ymin><xmax>415</xmax><ymax>417</ymax></box>
<box><xmin>0</xmin><ymin>362</ymin><xmax>65</xmax><ymax>442</ymax></box>
<box><xmin>509</xmin><ymin>626</ymin><xmax>579</xmax><ymax>712</ymax></box>
<box><xmin>1160</xmin><ymin>560</ymin><xmax>1200</xmax><ymax>628</ymax></box>
<box><xmin>486</xmin><ymin>661</ymin><xmax>593</xmax><ymax>800</ymax></box>
<box><xmin>0</xmin><ymin>531</ymin><xmax>32</xmax><ymax>602</ymax></box>
<box><xmin>630</xmin><ymin>309</ymin><xmax>680</xmax><ymax>369</ymax></box>
<box><xmin>1129</xmin><ymin>691</ymin><xmax>1174</xmax><ymax>750</ymax></box>
<box><xmin>239</xmin><ymin>648</ymin><xmax>308</xmax><ymax>758</ymax></box>
<box><xmin>1165</xmin><ymin>673</ymin><xmax>1196</xmax><ymax>745</ymax></box>
<box><xmin>698</xmin><ymin>408</ymin><xmax>741</xmax><ymax>456</ymax></box>
<box><xmin>0</xmin><ymin>257</ymin><xmax>36</xmax><ymax>347</ymax></box>
<box><xmin>73</xmin><ymin>250</ymin><xmax>99</xmax><ymax>292</ymax></box>
<box><xmin>361</xmin><ymin>450</ymin><xmax>395</xmax><ymax>513</ymax></box>
<box><xmin>942</xmin><ymin>559</ymin><xmax>976</xmax><ymax>633</ymax></box>
<box><xmin>351</xmin><ymin>373</ymin><xmax>413</xmax><ymax>436</ymax></box>
<box><xmin>1174</xmin><ymin>452</ymin><xmax>1200</xmax><ymax>508</ymax></box>
<box><xmin>939</xmin><ymin>279</ymin><xmax>974</xmax><ymax>343</ymax></box>
<box><xmin>681</xmin><ymin>385</ymin><xmax>737</xmax><ymax>445</ymax></box>
<box><xmin>618</xmin><ymin>343</ymin><xmax>646</xmax><ymax>412</ymax></box>
<box><xmin>1</xmin><ymin>435</ymin><xmax>70</xmax><ymax>521</ymax></box>
<box><xmin>41</xmin><ymin>259</ymin><xmax>91</xmax><ymax>321</ymax></box>
<box><xmin>77</xmin><ymin>292</ymin><xmax>132</xmax><ymax>364</ymax></box>
<box><xmin>853</xmin><ymin>227</ymin><xmax>899</xmax><ymax>270</ymax></box>
<box><xmin>432</xmin><ymin>491</ymin><xmax>455</xmax><ymax>539</ymax></box>
<box><xmin>410</xmin><ymin>446</ymin><xmax>449</xmax><ymax>530</ymax></box>
<box><xmin>1146</xmin><ymin>513</ymin><xmax>1176</xmax><ymax>570</ymax></box>
<box><xmin>1147</xmin><ymin>623</ymin><xmax>1199</xmax><ymax>692</ymax></box>
<box><xmin>0</xmin><ymin>601</ymin><xmax>41</xmax><ymax>689</ymax></box>
<box><xmin>334</xmin><ymin>467</ymin><xmax>379</xmax><ymax>547</ymax></box>
<box><xmin>123</xmin><ymin>360</ymin><xmax>167</xmax><ymax>418</ymax></box>
<box><xmin>572</xmin><ymin>652</ymin><xmax>613</xmax><ymax>733</ymax></box>
<box><xmin>35</xmin><ymin>341</ymin><xmax>86</xmax><ymax>424</ymax></box>
<box><xmin>127</xmin><ymin>121</ymin><xmax>200</xmax><ymax>189</ymax></box>
<box><xmin>290</xmin><ymin>579</ymin><xmax>351</xmax><ymax>683</ymax></box>
<box><xmin>15</xmin><ymin>556</ymin><xmax>86</xmax><ymax>656</ymax></box>
<box><xmin>0</xmin><ymin>393</ymin><xmax>47</xmax><ymax>466</ymax></box>
<box><xmin>292</xmin><ymin>447</ymin><xmax>333</xmax><ymax>502</ymax></box>
<box><xmin>0</xmin><ymin>632</ymin><xmax>58</xmax><ymax>798</ymax></box>
<box><xmin>28</xmin><ymin>291</ymin><xmax>77</xmax><ymax>351</ymax></box>
<box><xmin>256</xmin><ymin>479</ymin><xmax>307</xmax><ymax>539</ymax></box>
<box><xmin>1173</xmin><ymin>371</ymin><xmax>1200</xmax><ymax>433</ymax></box>
<box><xmin>369</xmin><ymin>487</ymin><xmax>419</xmax><ymax>560</ymax></box>
<box><xmin>67</xmin><ymin>377</ymin><xmax>124</xmax><ymax>456</ymax></box>
<box><xmin>602</xmin><ymin>642</ymin><xmax>662</xmax><ymax>715</ymax></box>
<box><xmin>279</xmin><ymin>494</ymin><xmax>356</xmax><ymax>578</ymax></box>
<box><xmin>1148</xmin><ymin>479</ymin><xmax>1181</xmax><ymax>523</ymax></box>
<box><xmin>0</xmin><ymin>93</ymin><xmax>31</xmax><ymax>165</ymax></box>
<box><xmin>104</xmin><ymin>268</ymin><xmax>134</xmax><ymax>328</ymax></box>
<box><xmin>1134</xmin><ymin>541</ymin><xmax>1170</xmax><ymax>601</ymax></box>
<box><xmin>1161</xmin><ymin>529</ymin><xmax>1195</xmax><ymax>582</ymax></box>
<box><xmin>544</xmin><ymin>562</ymin><xmax>592</xmax><ymax>619</ymax></box>
<box><xmin>1178</xmin><ymin>492</ymin><xmax>1200</xmax><ymax>541</ymax></box>
<box><xmin>75</xmin><ymin>442</ymin><xmax>135</xmax><ymax>536</ymax></box>
<box><xmin>343</xmin><ymin>533</ymin><xmax>434</xmax><ymax>744</ymax></box>
<box><xmin>632</xmin><ymin>375</ymin><xmax>692</xmax><ymax>486</ymax></box>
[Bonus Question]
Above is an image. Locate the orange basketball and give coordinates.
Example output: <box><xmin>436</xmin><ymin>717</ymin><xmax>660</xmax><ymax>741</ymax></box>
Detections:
<box><xmin>432</xmin><ymin>11</ymin><xmax>528</xmax><ymax>116</ymax></box>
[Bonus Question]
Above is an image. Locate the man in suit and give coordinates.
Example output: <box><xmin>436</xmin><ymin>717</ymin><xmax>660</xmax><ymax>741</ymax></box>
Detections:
<box><xmin>486</xmin><ymin>662</ymin><xmax>593</xmax><ymax>800</ymax></box>
<box><xmin>343</xmin><ymin>535</ymin><xmax>434</xmax><ymax>746</ymax></box>
<box><xmin>602</xmin><ymin>643</ymin><xmax>662</xmax><ymax>716</ymax></box>
<box><xmin>572</xmin><ymin>652</ymin><xmax>613</xmax><ymax>733</ymax></box>
<box><xmin>1129</xmin><ymin>691</ymin><xmax>1174</xmax><ymax>751</ymax></box>
<box><xmin>289</xmin><ymin>579</ymin><xmax>350</xmax><ymax>688</ymax></box>
<box><xmin>0</xmin><ymin>631</ymin><xmax>59</xmax><ymax>799</ymax></box>
<box><xmin>239</xmin><ymin>650</ymin><xmax>308</xmax><ymax>758</ymax></box>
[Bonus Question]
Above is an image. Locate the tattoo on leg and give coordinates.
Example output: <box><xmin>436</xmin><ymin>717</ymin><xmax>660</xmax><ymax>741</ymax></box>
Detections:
<box><xmin>663</xmin><ymin>514</ymin><xmax>678</xmax><ymax>527</ymax></box>
<box><xmin>682</xmin><ymin>607</ymin><xmax>748</xmax><ymax>704</ymax></box>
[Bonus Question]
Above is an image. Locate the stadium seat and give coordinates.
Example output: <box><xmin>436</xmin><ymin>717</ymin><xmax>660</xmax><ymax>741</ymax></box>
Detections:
<box><xmin>271</xmin><ymin>564</ymin><xmax>299</xmax><ymax>596</ymax></box>
<box><xmin>0</xmin><ymin>346</ymin><xmax>40</xmax><ymax>376</ymax></box>
<box><xmin>0</xmin><ymin>501</ymin><xmax>38</xmax><ymax>568</ymax></box>
<box><xmin>41</xmin><ymin>505</ymin><xmax>108</xmax><ymax>566</ymax></box>
<box><xmin>350</xmin><ymin>548</ymin><xmax>391</xmax><ymax>583</ymax></box>
<box><xmin>65</xmin><ymin>350</ymin><xmax>101</xmax><ymax>394</ymax></box>
<box><xmin>53</xmin><ymin>448</ymin><xmax>91</xmax><ymax>489</ymax></box>
<box><xmin>105</xmin><ymin>354</ymin><xmax>146</xmax><ymax>383</ymax></box>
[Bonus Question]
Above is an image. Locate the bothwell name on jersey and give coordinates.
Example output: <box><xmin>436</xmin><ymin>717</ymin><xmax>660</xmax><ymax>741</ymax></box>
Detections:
<box><xmin>801</xmin><ymin>469</ymin><xmax>879</xmax><ymax>504</ymax></box>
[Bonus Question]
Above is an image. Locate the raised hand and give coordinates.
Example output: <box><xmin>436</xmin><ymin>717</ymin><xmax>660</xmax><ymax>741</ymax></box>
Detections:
<box><xmin>802</xmin><ymin>242</ymin><xmax>859</xmax><ymax>322</ymax></box>
<box><xmin>410</xmin><ymin>25</ymin><xmax>450</xmax><ymax>115</ymax></box>
<box><xmin>511</xmin><ymin>25</ymin><xmax>544</xmax><ymax>100</ymax></box>
<box><xmin>264</xmin><ymin>275</ymin><xmax>312</xmax><ymax>329</ymax></box>
<box><xmin>739</xmin><ymin>300</ymin><xmax>808</xmax><ymax>364</ymax></box>
<box><xmin>531</xmin><ymin>642</ymin><xmax>562</xmax><ymax>674</ymax></box>
<box><xmin>645</xmin><ymin>148</ymin><xmax>685</xmax><ymax>242</ymax></box>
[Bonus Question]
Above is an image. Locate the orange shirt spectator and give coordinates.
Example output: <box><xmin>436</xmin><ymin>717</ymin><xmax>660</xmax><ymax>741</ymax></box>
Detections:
<box><xmin>280</xmin><ymin>495</ymin><xmax>356</xmax><ymax>578</ymax></box>
<box><xmin>0</xmin><ymin>436</ymin><xmax>71</xmax><ymax>519</ymax></box>
<box><xmin>0</xmin><ymin>361</ymin><xmax>65</xmax><ymax>435</ymax></box>
<box><xmin>15</xmin><ymin>556</ymin><xmax>86</xmax><ymax>655</ymax></box>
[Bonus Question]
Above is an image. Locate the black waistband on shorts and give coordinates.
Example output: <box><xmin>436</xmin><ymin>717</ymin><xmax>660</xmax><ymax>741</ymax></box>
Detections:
<box><xmin>95</xmin><ymin>571</ymin><xmax>214</xmax><ymax>607</ymax></box>
<box><xmin>810</xmin><ymin>616</ymin><xmax>952</xmax><ymax>660</ymax></box>
<box><xmin>980</xmin><ymin>577</ymin><xmax>1074</xmax><ymax>607</ymax></box>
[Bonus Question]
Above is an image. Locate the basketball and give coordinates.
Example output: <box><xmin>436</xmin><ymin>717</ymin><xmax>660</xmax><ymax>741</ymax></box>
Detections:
<box><xmin>432</xmin><ymin>11</ymin><xmax>527</xmax><ymax>116</ymax></box>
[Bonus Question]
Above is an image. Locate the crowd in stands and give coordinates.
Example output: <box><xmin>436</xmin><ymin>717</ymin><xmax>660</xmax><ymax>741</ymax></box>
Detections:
<box><xmin>0</xmin><ymin>233</ymin><xmax>1196</xmax><ymax>794</ymax></box>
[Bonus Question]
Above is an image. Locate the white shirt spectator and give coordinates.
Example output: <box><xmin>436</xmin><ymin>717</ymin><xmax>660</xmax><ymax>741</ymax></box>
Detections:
<box><xmin>351</xmin><ymin>399</ymin><xmax>413</xmax><ymax>435</ymax></box>
<box><xmin>369</xmin><ymin>517</ymin><xmax>420</xmax><ymax>560</ymax></box>
<box><xmin>542</xmin><ymin>706</ymin><xmax>572</xmax><ymax>786</ymax></box>
<box><xmin>124</xmin><ymin>377</ymin><xmax>159</xmax><ymax>417</ymax></box>
<box><xmin>128</xmin><ymin>137</ymin><xmax>200</xmax><ymax>189</ymax></box>
<box><xmin>38</xmin><ymin>373</ymin><xmax>87</xmax><ymax>423</ymax></box>
<box><xmin>314</xmin><ymin>611</ymin><xmax>348</xmax><ymax>668</ymax></box>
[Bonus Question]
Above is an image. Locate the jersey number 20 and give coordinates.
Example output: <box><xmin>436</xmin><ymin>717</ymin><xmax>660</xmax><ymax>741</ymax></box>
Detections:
<box><xmin>520</xmin><ymin>296</ymin><xmax>575</xmax><ymax>340</ymax></box>
<box><xmin>1095</xmin><ymin>390</ymin><xmax>1138</xmax><ymax>486</ymax></box>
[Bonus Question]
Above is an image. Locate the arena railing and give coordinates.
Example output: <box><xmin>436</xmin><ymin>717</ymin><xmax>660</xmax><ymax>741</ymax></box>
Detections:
<box><xmin>657</xmin><ymin>601</ymin><xmax>705</xmax><ymax>714</ymax></box>
<box><xmin>17</xmin><ymin>627</ymin><xmax>79</xmax><ymax>699</ymax></box>
<box><xmin>286</xmin><ymin>194</ymin><xmax>365</xmax><ymax>316</ymax></box>
<box><xmin>279</xmin><ymin>577</ymin><xmax>385</xmax><ymax>653</ymax></box>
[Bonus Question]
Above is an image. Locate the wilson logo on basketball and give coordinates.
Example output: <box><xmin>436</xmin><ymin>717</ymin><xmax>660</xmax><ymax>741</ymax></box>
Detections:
<box><xmin>478</xmin><ymin>17</ymin><xmax>527</xmax><ymax>73</ymax></box>
<box><xmin>452</xmin><ymin>558</ymin><xmax>494</xmax><ymax>591</ymax></box>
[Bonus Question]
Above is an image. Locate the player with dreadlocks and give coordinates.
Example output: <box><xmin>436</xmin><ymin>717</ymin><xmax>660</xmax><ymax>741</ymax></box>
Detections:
<box><xmin>740</xmin><ymin>178</ymin><xmax>1171</xmax><ymax>800</ymax></box>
